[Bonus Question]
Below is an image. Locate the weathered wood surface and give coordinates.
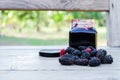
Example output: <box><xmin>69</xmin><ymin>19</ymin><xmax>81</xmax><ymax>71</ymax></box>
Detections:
<box><xmin>107</xmin><ymin>0</ymin><xmax>120</xmax><ymax>47</ymax></box>
<box><xmin>0</xmin><ymin>0</ymin><xmax>109</xmax><ymax>11</ymax></box>
<box><xmin>0</xmin><ymin>46</ymin><xmax>119</xmax><ymax>80</ymax></box>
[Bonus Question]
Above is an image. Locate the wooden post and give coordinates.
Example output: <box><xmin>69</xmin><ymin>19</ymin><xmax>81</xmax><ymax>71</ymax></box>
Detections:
<box><xmin>107</xmin><ymin>0</ymin><xmax>120</xmax><ymax>47</ymax></box>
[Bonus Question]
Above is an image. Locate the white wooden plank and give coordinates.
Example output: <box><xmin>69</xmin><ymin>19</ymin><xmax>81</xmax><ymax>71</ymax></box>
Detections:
<box><xmin>0</xmin><ymin>46</ymin><xmax>119</xmax><ymax>80</ymax></box>
<box><xmin>107</xmin><ymin>0</ymin><xmax>120</xmax><ymax>46</ymax></box>
<box><xmin>0</xmin><ymin>0</ymin><xmax>109</xmax><ymax>11</ymax></box>
<box><xmin>0</xmin><ymin>46</ymin><xmax>66</xmax><ymax>50</ymax></box>
<box><xmin>0</xmin><ymin>70</ymin><xmax>119</xmax><ymax>80</ymax></box>
<box><xmin>0</xmin><ymin>46</ymin><xmax>118</xmax><ymax>71</ymax></box>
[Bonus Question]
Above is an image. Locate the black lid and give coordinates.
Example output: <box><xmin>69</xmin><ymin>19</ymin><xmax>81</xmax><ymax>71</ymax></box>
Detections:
<box><xmin>39</xmin><ymin>49</ymin><xmax>60</xmax><ymax>57</ymax></box>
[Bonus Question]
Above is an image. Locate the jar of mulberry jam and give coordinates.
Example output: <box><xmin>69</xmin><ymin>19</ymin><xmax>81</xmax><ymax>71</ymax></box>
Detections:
<box><xmin>69</xmin><ymin>26</ymin><xmax>97</xmax><ymax>49</ymax></box>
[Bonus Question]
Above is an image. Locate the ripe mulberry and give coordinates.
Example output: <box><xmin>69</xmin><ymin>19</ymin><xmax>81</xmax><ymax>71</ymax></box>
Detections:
<box><xmin>90</xmin><ymin>49</ymin><xmax>97</xmax><ymax>57</ymax></box>
<box><xmin>96</xmin><ymin>49</ymin><xmax>107</xmax><ymax>61</ymax></box>
<box><xmin>81</xmin><ymin>50</ymin><xmax>91</xmax><ymax>60</ymax></box>
<box><xmin>78</xmin><ymin>46</ymin><xmax>86</xmax><ymax>51</ymax></box>
<box><xmin>66</xmin><ymin>47</ymin><xmax>75</xmax><ymax>54</ymax></box>
<box><xmin>102</xmin><ymin>55</ymin><xmax>113</xmax><ymax>64</ymax></box>
<box><xmin>72</xmin><ymin>49</ymin><xmax>82</xmax><ymax>57</ymax></box>
<box><xmin>89</xmin><ymin>57</ymin><xmax>101</xmax><ymax>67</ymax></box>
<box><xmin>74</xmin><ymin>58</ymin><xmax>89</xmax><ymax>66</ymax></box>
<box><xmin>59</xmin><ymin>54</ymin><xmax>79</xmax><ymax>65</ymax></box>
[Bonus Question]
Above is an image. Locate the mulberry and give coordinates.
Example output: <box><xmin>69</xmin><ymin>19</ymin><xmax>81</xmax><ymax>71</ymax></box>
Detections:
<box><xmin>90</xmin><ymin>49</ymin><xmax>97</xmax><ymax>57</ymax></box>
<box><xmin>78</xmin><ymin>46</ymin><xmax>86</xmax><ymax>51</ymax></box>
<box><xmin>59</xmin><ymin>54</ymin><xmax>79</xmax><ymax>65</ymax></box>
<box><xmin>81</xmin><ymin>50</ymin><xmax>91</xmax><ymax>60</ymax></box>
<box><xmin>89</xmin><ymin>57</ymin><xmax>101</xmax><ymax>67</ymax></box>
<box><xmin>102</xmin><ymin>55</ymin><xmax>113</xmax><ymax>64</ymax></box>
<box><xmin>74</xmin><ymin>58</ymin><xmax>88</xmax><ymax>66</ymax></box>
<box><xmin>60</xmin><ymin>49</ymin><xmax>66</xmax><ymax>56</ymax></box>
<box><xmin>86</xmin><ymin>47</ymin><xmax>92</xmax><ymax>53</ymax></box>
<box><xmin>59</xmin><ymin>54</ymin><xmax>73</xmax><ymax>65</ymax></box>
<box><xmin>66</xmin><ymin>47</ymin><xmax>75</xmax><ymax>54</ymax></box>
<box><xmin>59</xmin><ymin>57</ymin><xmax>73</xmax><ymax>65</ymax></box>
<box><xmin>96</xmin><ymin>49</ymin><xmax>106</xmax><ymax>61</ymax></box>
<box><xmin>72</xmin><ymin>49</ymin><xmax>82</xmax><ymax>57</ymax></box>
<box><xmin>87</xmin><ymin>46</ymin><xmax>95</xmax><ymax>50</ymax></box>
<box><xmin>58</xmin><ymin>46</ymin><xmax>113</xmax><ymax>67</ymax></box>
<box><xmin>97</xmin><ymin>49</ymin><xmax>107</xmax><ymax>56</ymax></box>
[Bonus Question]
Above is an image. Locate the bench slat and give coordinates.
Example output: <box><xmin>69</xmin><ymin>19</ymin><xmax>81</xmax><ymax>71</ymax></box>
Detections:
<box><xmin>0</xmin><ymin>0</ymin><xmax>109</xmax><ymax>11</ymax></box>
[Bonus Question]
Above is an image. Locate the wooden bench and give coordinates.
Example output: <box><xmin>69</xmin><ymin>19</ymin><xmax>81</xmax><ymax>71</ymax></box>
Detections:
<box><xmin>0</xmin><ymin>0</ymin><xmax>119</xmax><ymax>47</ymax></box>
<box><xmin>0</xmin><ymin>46</ymin><xmax>119</xmax><ymax>80</ymax></box>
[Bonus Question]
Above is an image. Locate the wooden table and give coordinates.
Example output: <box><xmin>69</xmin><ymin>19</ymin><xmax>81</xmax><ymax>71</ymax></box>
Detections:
<box><xmin>0</xmin><ymin>46</ymin><xmax>119</xmax><ymax>80</ymax></box>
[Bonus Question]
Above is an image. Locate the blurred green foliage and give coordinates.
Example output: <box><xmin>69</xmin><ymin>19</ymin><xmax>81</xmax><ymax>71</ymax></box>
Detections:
<box><xmin>0</xmin><ymin>11</ymin><xmax>107</xmax><ymax>46</ymax></box>
<box><xmin>0</xmin><ymin>11</ymin><xmax>106</xmax><ymax>32</ymax></box>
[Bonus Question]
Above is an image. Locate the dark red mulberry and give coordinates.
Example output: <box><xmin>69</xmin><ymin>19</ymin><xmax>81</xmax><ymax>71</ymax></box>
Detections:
<box><xmin>60</xmin><ymin>49</ymin><xmax>66</xmax><ymax>56</ymax></box>
<box><xmin>86</xmin><ymin>47</ymin><xmax>92</xmax><ymax>53</ymax></box>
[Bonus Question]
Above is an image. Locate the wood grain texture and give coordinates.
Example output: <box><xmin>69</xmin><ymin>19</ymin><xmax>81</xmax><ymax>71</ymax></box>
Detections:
<box><xmin>0</xmin><ymin>46</ymin><xmax>119</xmax><ymax>80</ymax></box>
<box><xmin>107</xmin><ymin>0</ymin><xmax>120</xmax><ymax>47</ymax></box>
<box><xmin>0</xmin><ymin>0</ymin><xmax>109</xmax><ymax>11</ymax></box>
